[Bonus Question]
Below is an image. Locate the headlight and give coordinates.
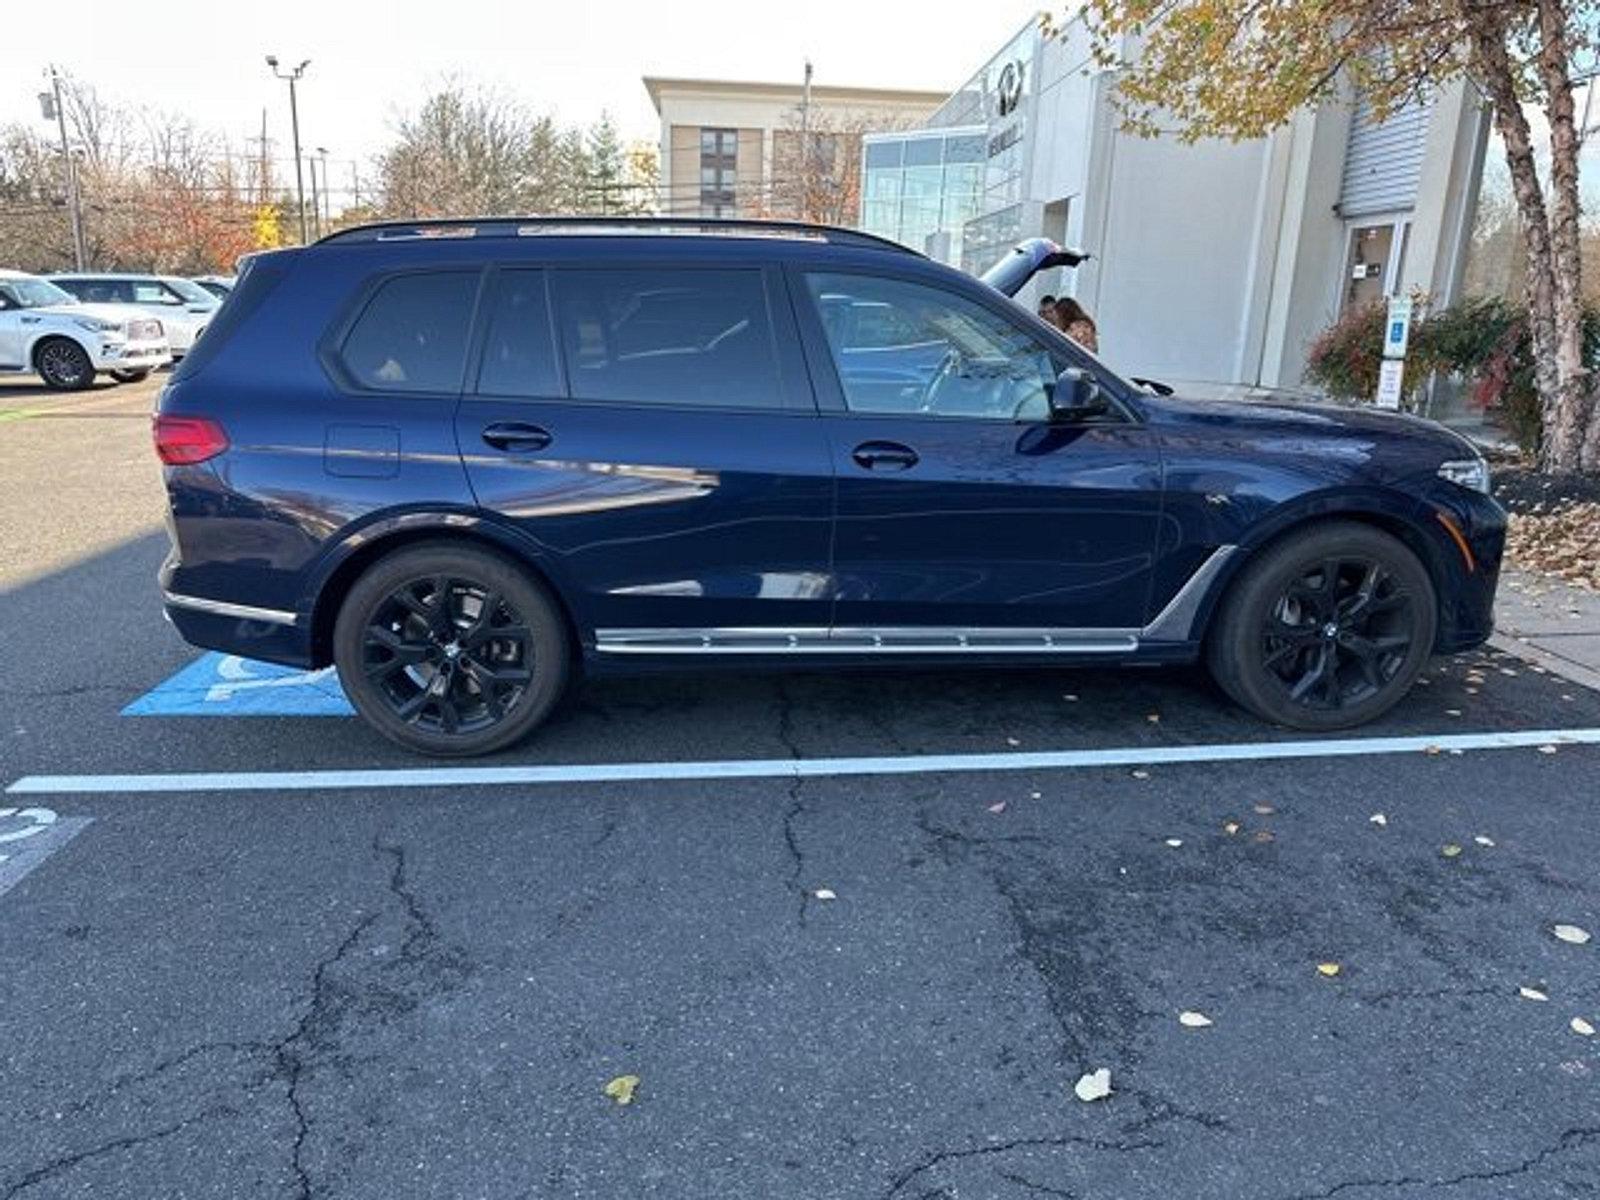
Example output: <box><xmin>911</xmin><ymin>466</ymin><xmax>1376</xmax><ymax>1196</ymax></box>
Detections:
<box><xmin>72</xmin><ymin>316</ymin><xmax>121</xmax><ymax>334</ymax></box>
<box><xmin>1437</xmin><ymin>457</ymin><xmax>1491</xmax><ymax>494</ymax></box>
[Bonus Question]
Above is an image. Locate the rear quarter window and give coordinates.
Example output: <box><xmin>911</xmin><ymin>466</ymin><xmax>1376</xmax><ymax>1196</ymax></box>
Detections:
<box><xmin>338</xmin><ymin>271</ymin><xmax>481</xmax><ymax>394</ymax></box>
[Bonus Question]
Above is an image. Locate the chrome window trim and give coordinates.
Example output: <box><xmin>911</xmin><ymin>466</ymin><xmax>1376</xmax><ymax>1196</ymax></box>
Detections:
<box><xmin>162</xmin><ymin>590</ymin><xmax>299</xmax><ymax>627</ymax></box>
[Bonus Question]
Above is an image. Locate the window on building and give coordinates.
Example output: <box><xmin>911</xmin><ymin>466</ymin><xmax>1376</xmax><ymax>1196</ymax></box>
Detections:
<box><xmin>551</xmin><ymin>269</ymin><xmax>782</xmax><ymax>409</ymax></box>
<box><xmin>340</xmin><ymin>271</ymin><xmax>479</xmax><ymax>393</ymax></box>
<box><xmin>475</xmin><ymin>270</ymin><xmax>560</xmax><ymax>398</ymax></box>
<box><xmin>806</xmin><ymin>272</ymin><xmax>1057</xmax><ymax>420</ymax></box>
<box><xmin>699</xmin><ymin>127</ymin><xmax>739</xmax><ymax>217</ymax></box>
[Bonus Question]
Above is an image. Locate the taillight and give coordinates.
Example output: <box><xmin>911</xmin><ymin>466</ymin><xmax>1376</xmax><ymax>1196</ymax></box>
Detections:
<box><xmin>153</xmin><ymin>415</ymin><xmax>229</xmax><ymax>465</ymax></box>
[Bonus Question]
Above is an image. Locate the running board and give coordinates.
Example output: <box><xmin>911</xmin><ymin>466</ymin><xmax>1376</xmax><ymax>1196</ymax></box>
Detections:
<box><xmin>594</xmin><ymin>546</ymin><xmax>1237</xmax><ymax>657</ymax></box>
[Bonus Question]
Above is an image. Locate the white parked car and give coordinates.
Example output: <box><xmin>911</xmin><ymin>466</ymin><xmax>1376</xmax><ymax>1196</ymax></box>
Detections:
<box><xmin>0</xmin><ymin>269</ymin><xmax>172</xmax><ymax>390</ymax></box>
<box><xmin>47</xmin><ymin>272</ymin><xmax>219</xmax><ymax>358</ymax></box>
<box><xmin>192</xmin><ymin>275</ymin><xmax>236</xmax><ymax>300</ymax></box>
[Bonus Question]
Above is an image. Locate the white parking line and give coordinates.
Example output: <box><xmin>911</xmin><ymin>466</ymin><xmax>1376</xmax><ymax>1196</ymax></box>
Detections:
<box><xmin>6</xmin><ymin>727</ymin><xmax>1600</xmax><ymax>796</ymax></box>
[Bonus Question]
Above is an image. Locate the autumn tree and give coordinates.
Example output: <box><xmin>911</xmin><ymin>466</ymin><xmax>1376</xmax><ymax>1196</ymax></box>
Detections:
<box><xmin>1065</xmin><ymin>0</ymin><xmax>1597</xmax><ymax>472</ymax></box>
<box><xmin>767</xmin><ymin>109</ymin><xmax>912</xmax><ymax>225</ymax></box>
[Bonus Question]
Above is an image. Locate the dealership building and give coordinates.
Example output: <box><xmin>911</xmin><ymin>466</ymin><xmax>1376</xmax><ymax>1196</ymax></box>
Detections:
<box><xmin>857</xmin><ymin>17</ymin><xmax>1497</xmax><ymax>404</ymax></box>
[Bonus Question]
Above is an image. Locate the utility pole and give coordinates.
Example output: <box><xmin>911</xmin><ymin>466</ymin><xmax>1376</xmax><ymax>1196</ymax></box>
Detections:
<box><xmin>266</xmin><ymin>56</ymin><xmax>310</xmax><ymax>243</ymax></box>
<box><xmin>315</xmin><ymin>147</ymin><xmax>330</xmax><ymax>232</ymax></box>
<box><xmin>799</xmin><ymin>59</ymin><xmax>814</xmax><ymax>222</ymax></box>
<box><xmin>41</xmin><ymin>66</ymin><xmax>87</xmax><ymax>270</ymax></box>
<box><xmin>308</xmin><ymin>154</ymin><xmax>322</xmax><ymax>239</ymax></box>
<box><xmin>245</xmin><ymin>108</ymin><xmax>272</xmax><ymax>205</ymax></box>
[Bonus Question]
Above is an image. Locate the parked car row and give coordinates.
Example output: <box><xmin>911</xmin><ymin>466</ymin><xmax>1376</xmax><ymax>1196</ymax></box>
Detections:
<box><xmin>0</xmin><ymin>268</ymin><xmax>236</xmax><ymax>390</ymax></box>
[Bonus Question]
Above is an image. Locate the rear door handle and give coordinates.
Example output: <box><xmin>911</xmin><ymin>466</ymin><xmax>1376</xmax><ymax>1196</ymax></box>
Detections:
<box><xmin>481</xmin><ymin>421</ymin><xmax>552</xmax><ymax>453</ymax></box>
<box><xmin>851</xmin><ymin>440</ymin><xmax>918</xmax><ymax>471</ymax></box>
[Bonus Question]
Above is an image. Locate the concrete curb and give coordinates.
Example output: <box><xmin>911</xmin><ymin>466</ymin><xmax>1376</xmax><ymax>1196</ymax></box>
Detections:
<box><xmin>1489</xmin><ymin>633</ymin><xmax>1600</xmax><ymax>696</ymax></box>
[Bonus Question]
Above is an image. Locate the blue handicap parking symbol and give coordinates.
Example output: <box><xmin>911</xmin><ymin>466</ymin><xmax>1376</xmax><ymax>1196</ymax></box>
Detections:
<box><xmin>124</xmin><ymin>652</ymin><xmax>355</xmax><ymax>717</ymax></box>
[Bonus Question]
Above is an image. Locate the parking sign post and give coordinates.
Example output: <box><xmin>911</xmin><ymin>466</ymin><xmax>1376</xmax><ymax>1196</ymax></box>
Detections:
<box><xmin>1374</xmin><ymin>294</ymin><xmax>1412</xmax><ymax>411</ymax></box>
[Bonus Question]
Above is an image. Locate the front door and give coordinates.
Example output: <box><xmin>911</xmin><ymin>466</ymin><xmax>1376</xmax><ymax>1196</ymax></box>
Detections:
<box><xmin>456</xmin><ymin>264</ymin><xmax>835</xmax><ymax>647</ymax></box>
<box><xmin>794</xmin><ymin>268</ymin><xmax>1163</xmax><ymax>637</ymax></box>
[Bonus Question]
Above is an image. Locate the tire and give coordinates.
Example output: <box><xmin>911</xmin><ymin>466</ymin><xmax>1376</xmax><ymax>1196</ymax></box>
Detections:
<box><xmin>333</xmin><ymin>543</ymin><xmax>571</xmax><ymax>757</ymax></box>
<box><xmin>1205</xmin><ymin>521</ymin><xmax>1437</xmax><ymax>731</ymax></box>
<box><xmin>110</xmin><ymin>368</ymin><xmax>151</xmax><ymax>383</ymax></box>
<box><xmin>34</xmin><ymin>338</ymin><xmax>95</xmax><ymax>391</ymax></box>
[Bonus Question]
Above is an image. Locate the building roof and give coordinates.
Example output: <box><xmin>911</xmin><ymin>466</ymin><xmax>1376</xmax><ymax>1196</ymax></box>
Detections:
<box><xmin>643</xmin><ymin>75</ymin><xmax>947</xmax><ymax>114</ymax></box>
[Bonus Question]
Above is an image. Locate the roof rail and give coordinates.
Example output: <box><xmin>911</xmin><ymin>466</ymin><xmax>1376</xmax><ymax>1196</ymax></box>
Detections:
<box><xmin>315</xmin><ymin>215</ymin><xmax>921</xmax><ymax>255</ymax></box>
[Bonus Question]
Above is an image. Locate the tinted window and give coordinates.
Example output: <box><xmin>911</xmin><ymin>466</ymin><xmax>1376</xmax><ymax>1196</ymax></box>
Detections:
<box><xmin>476</xmin><ymin>270</ymin><xmax>559</xmax><ymax>397</ymax></box>
<box><xmin>806</xmin><ymin>272</ymin><xmax>1056</xmax><ymax>421</ymax></box>
<box><xmin>340</xmin><ymin>271</ymin><xmax>479</xmax><ymax>393</ymax></box>
<box><xmin>552</xmin><ymin>268</ymin><xmax>782</xmax><ymax>409</ymax></box>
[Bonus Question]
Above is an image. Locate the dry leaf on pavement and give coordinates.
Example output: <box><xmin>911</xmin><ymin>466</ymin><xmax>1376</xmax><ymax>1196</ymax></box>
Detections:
<box><xmin>1553</xmin><ymin>924</ymin><xmax>1592</xmax><ymax>945</ymax></box>
<box><xmin>1572</xmin><ymin>1018</ymin><xmax>1597</xmax><ymax>1037</ymax></box>
<box><xmin>813</xmin><ymin>888</ymin><xmax>837</xmax><ymax>901</ymax></box>
<box><xmin>603</xmin><ymin>1075</ymin><xmax>641</xmax><ymax>1105</ymax></box>
<box><xmin>1441</xmin><ymin>844</ymin><xmax>1463</xmax><ymax>858</ymax></box>
<box><xmin>987</xmin><ymin>802</ymin><xmax>1007</xmax><ymax>814</ymax></box>
<box><xmin>1370</xmin><ymin>813</ymin><xmax>1388</xmax><ymax>827</ymax></box>
<box><xmin>1474</xmin><ymin>835</ymin><xmax>1495</xmax><ymax>848</ymax></box>
<box><xmin>1317</xmin><ymin>962</ymin><xmax>1342</xmax><ymax>978</ymax></box>
<box><xmin>1073</xmin><ymin>1068</ymin><xmax>1113</xmax><ymax>1102</ymax></box>
<box><xmin>1518</xmin><ymin>986</ymin><xmax>1549</xmax><ymax>1002</ymax></box>
<box><xmin>1164</xmin><ymin>838</ymin><xmax>1183</xmax><ymax>848</ymax></box>
<box><xmin>1178</xmin><ymin>1010</ymin><xmax>1213</xmax><ymax>1028</ymax></box>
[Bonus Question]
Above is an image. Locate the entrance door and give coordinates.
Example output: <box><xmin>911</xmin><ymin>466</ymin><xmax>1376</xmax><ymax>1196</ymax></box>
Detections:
<box><xmin>1341</xmin><ymin>220</ymin><xmax>1409</xmax><ymax>310</ymax></box>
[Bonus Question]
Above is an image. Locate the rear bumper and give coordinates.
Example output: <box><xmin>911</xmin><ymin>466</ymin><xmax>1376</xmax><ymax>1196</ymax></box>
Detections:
<box><xmin>159</xmin><ymin>555</ymin><xmax>315</xmax><ymax>669</ymax></box>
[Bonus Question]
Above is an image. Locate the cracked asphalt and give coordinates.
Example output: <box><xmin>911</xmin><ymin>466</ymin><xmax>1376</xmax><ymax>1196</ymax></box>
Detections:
<box><xmin>3</xmin><ymin>375</ymin><xmax>1600</xmax><ymax>1199</ymax></box>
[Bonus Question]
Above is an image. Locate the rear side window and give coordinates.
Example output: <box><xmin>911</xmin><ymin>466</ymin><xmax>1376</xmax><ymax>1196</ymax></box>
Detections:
<box><xmin>340</xmin><ymin>271</ymin><xmax>479</xmax><ymax>394</ymax></box>
<box><xmin>475</xmin><ymin>270</ymin><xmax>560</xmax><ymax>397</ymax></box>
<box><xmin>171</xmin><ymin>252</ymin><xmax>293</xmax><ymax>382</ymax></box>
<box><xmin>551</xmin><ymin>268</ymin><xmax>782</xmax><ymax>409</ymax></box>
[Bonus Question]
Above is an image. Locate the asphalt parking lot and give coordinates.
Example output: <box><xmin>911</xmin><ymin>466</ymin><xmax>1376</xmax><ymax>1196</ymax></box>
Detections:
<box><xmin>3</xmin><ymin>374</ymin><xmax>1600</xmax><ymax>1199</ymax></box>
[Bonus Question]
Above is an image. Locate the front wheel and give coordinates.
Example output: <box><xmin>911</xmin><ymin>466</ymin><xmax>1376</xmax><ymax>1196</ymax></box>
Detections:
<box><xmin>333</xmin><ymin>543</ymin><xmax>571</xmax><ymax>757</ymax></box>
<box><xmin>1206</xmin><ymin>522</ymin><xmax>1437</xmax><ymax>731</ymax></box>
<box><xmin>110</xmin><ymin>368</ymin><xmax>151</xmax><ymax>383</ymax></box>
<box><xmin>34</xmin><ymin>338</ymin><xmax>95</xmax><ymax>391</ymax></box>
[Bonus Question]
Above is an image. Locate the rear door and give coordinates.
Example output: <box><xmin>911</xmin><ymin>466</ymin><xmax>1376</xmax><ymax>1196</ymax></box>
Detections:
<box><xmin>793</xmin><ymin>267</ymin><xmax>1164</xmax><ymax>636</ymax></box>
<box><xmin>455</xmin><ymin>263</ymin><xmax>835</xmax><ymax>647</ymax></box>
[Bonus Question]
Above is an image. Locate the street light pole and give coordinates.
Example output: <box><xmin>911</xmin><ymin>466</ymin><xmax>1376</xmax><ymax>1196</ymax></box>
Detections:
<box><xmin>266</xmin><ymin>56</ymin><xmax>311</xmax><ymax>244</ymax></box>
<box><xmin>44</xmin><ymin>66</ymin><xmax>87</xmax><ymax>270</ymax></box>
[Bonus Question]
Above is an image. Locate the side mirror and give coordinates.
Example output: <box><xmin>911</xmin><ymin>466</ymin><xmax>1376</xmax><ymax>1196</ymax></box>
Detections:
<box><xmin>1049</xmin><ymin>367</ymin><xmax>1108</xmax><ymax>422</ymax></box>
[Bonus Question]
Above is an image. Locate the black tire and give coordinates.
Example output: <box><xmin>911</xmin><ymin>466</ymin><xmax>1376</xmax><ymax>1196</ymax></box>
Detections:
<box><xmin>333</xmin><ymin>543</ymin><xmax>571</xmax><ymax>757</ymax></box>
<box><xmin>34</xmin><ymin>338</ymin><xmax>95</xmax><ymax>391</ymax></box>
<box><xmin>110</xmin><ymin>368</ymin><xmax>151</xmax><ymax>383</ymax></box>
<box><xmin>1205</xmin><ymin>521</ymin><xmax>1437</xmax><ymax>731</ymax></box>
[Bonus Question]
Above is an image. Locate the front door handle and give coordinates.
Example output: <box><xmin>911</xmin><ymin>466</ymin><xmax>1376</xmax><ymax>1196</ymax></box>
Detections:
<box><xmin>851</xmin><ymin>440</ymin><xmax>918</xmax><ymax>471</ymax></box>
<box><xmin>481</xmin><ymin>421</ymin><xmax>552</xmax><ymax>453</ymax></box>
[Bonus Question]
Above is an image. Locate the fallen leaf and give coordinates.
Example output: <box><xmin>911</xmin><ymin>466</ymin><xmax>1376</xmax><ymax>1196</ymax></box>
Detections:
<box><xmin>1465</xmin><ymin>687</ymin><xmax>1480</xmax><ymax>695</ymax></box>
<box><xmin>1253</xmin><ymin>803</ymin><xmax>1276</xmax><ymax>815</ymax></box>
<box><xmin>1554</xmin><ymin>924</ymin><xmax>1593</xmax><ymax>945</ymax></box>
<box><xmin>1539</xmin><ymin>744</ymin><xmax>1559</xmax><ymax>755</ymax></box>
<box><xmin>1146</xmin><ymin>713</ymin><xmax>1161</xmax><ymax>724</ymax></box>
<box><xmin>813</xmin><ymin>888</ymin><xmax>837</xmax><ymax>901</ymax></box>
<box><xmin>1178</xmin><ymin>1010</ymin><xmax>1213</xmax><ymax>1028</ymax></box>
<box><xmin>1223</xmin><ymin>821</ymin><xmax>1241</xmax><ymax>835</ymax></box>
<box><xmin>603</xmin><ymin>1075</ymin><xmax>640</xmax><ymax>1105</ymax></box>
<box><xmin>1073</xmin><ymin>1068</ymin><xmax>1113</xmax><ymax>1102</ymax></box>
<box><xmin>1029</xmin><ymin>791</ymin><xmax>1042</xmax><ymax>800</ymax></box>
<box><xmin>1063</xmin><ymin>693</ymin><xmax>1080</xmax><ymax>702</ymax></box>
<box><xmin>1519</xmin><ymin>986</ymin><xmax>1549</xmax><ymax>1002</ymax></box>
<box><xmin>1446</xmin><ymin>709</ymin><xmax>1463</xmax><ymax>717</ymax></box>
<box><xmin>1474</xmin><ymin>835</ymin><xmax>1495</xmax><ymax>848</ymax></box>
<box><xmin>1424</xmin><ymin>745</ymin><xmax>1443</xmax><ymax>756</ymax></box>
<box><xmin>1317</xmin><ymin>962</ymin><xmax>1342</xmax><ymax>978</ymax></box>
<box><xmin>1006</xmin><ymin>736</ymin><xmax>1021</xmax><ymax>747</ymax></box>
<box><xmin>1131</xmin><ymin>769</ymin><xmax>1150</xmax><ymax>780</ymax></box>
<box><xmin>1370</xmin><ymin>813</ymin><xmax>1388</xmax><ymax>827</ymax></box>
<box><xmin>986</xmin><ymin>802</ymin><xmax>1007</xmax><ymax>814</ymax></box>
<box><xmin>1441</xmin><ymin>844</ymin><xmax>1463</xmax><ymax>858</ymax></box>
<box><xmin>1164</xmin><ymin>838</ymin><xmax>1183</xmax><ymax>848</ymax></box>
<box><xmin>1573</xmin><ymin>1017</ymin><xmax>1597</xmax><ymax>1037</ymax></box>
<box><xmin>1253</xmin><ymin>830</ymin><xmax>1275</xmax><ymax>844</ymax></box>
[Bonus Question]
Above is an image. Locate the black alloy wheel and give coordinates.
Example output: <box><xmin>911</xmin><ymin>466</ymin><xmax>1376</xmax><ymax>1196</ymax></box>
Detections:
<box><xmin>334</xmin><ymin>544</ymin><xmax>570</xmax><ymax>756</ymax></box>
<box><xmin>1207</xmin><ymin>522</ymin><xmax>1437</xmax><ymax>730</ymax></box>
<box><xmin>35</xmin><ymin>338</ymin><xmax>95</xmax><ymax>390</ymax></box>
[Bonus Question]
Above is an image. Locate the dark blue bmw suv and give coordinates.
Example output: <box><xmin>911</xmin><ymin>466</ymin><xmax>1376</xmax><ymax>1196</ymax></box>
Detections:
<box><xmin>154</xmin><ymin>217</ymin><xmax>1505</xmax><ymax>756</ymax></box>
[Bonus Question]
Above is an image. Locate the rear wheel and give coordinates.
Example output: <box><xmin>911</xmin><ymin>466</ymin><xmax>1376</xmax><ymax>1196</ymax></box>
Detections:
<box><xmin>110</xmin><ymin>368</ymin><xmax>151</xmax><ymax>383</ymax></box>
<box><xmin>1206</xmin><ymin>522</ymin><xmax>1436</xmax><ymax>730</ymax></box>
<box><xmin>333</xmin><ymin>544</ymin><xmax>571</xmax><ymax>757</ymax></box>
<box><xmin>34</xmin><ymin>338</ymin><xmax>95</xmax><ymax>390</ymax></box>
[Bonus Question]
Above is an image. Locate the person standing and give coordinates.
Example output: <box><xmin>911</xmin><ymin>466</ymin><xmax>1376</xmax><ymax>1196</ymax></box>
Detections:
<box><xmin>1053</xmin><ymin>297</ymin><xmax>1099</xmax><ymax>353</ymax></box>
<box><xmin>1036</xmin><ymin>294</ymin><xmax>1059</xmax><ymax>325</ymax></box>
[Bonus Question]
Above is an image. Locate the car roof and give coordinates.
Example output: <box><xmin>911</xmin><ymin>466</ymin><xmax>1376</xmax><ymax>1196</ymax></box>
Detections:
<box><xmin>0</xmin><ymin>268</ymin><xmax>42</xmax><ymax>279</ymax></box>
<box><xmin>48</xmin><ymin>272</ymin><xmax>185</xmax><ymax>281</ymax></box>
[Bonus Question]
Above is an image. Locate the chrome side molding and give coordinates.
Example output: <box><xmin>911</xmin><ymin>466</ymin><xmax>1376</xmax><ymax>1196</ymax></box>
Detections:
<box><xmin>162</xmin><ymin>590</ymin><xmax>300</xmax><ymax>627</ymax></box>
<box><xmin>1139</xmin><ymin>545</ymin><xmax>1238</xmax><ymax>642</ymax></box>
<box><xmin>595</xmin><ymin>626</ymin><xmax>1140</xmax><ymax>655</ymax></box>
<box><xmin>594</xmin><ymin>545</ymin><xmax>1238</xmax><ymax>657</ymax></box>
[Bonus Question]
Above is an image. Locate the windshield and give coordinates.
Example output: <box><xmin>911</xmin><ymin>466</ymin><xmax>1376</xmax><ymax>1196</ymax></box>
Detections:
<box><xmin>164</xmin><ymin>277</ymin><xmax>216</xmax><ymax>305</ymax></box>
<box><xmin>2</xmin><ymin>277</ymin><xmax>77</xmax><ymax>309</ymax></box>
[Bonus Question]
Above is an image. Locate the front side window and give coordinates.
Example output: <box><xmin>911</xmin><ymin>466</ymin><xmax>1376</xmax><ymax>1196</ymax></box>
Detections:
<box><xmin>551</xmin><ymin>268</ymin><xmax>782</xmax><ymax>409</ymax></box>
<box><xmin>806</xmin><ymin>272</ymin><xmax>1057</xmax><ymax>421</ymax></box>
<box><xmin>339</xmin><ymin>271</ymin><xmax>479</xmax><ymax>393</ymax></box>
<box><xmin>3</xmin><ymin>278</ymin><xmax>75</xmax><ymax>309</ymax></box>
